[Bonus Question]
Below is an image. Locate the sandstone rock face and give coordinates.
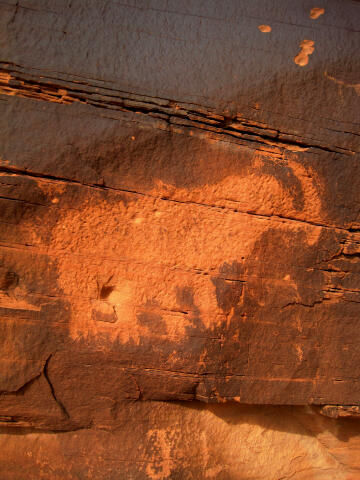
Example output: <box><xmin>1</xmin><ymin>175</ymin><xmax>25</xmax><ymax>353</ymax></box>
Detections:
<box><xmin>0</xmin><ymin>403</ymin><xmax>360</xmax><ymax>480</ymax></box>
<box><xmin>0</xmin><ymin>0</ymin><xmax>359</xmax><ymax>478</ymax></box>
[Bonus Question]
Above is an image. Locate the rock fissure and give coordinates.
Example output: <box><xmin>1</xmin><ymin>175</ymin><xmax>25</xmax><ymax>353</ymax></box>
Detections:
<box><xmin>0</xmin><ymin>63</ymin><xmax>356</xmax><ymax>156</ymax></box>
<box><xmin>43</xmin><ymin>355</ymin><xmax>70</xmax><ymax>420</ymax></box>
<box><xmin>1</xmin><ymin>164</ymin><xmax>358</xmax><ymax>234</ymax></box>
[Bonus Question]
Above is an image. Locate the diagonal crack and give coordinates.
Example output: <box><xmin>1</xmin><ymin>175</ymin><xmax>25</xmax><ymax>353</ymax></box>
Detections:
<box><xmin>43</xmin><ymin>354</ymin><xmax>70</xmax><ymax>419</ymax></box>
<box><xmin>1</xmin><ymin>163</ymin><xmax>358</xmax><ymax>235</ymax></box>
<box><xmin>0</xmin><ymin>62</ymin><xmax>356</xmax><ymax>156</ymax></box>
<box><xmin>0</xmin><ymin>371</ymin><xmax>42</xmax><ymax>395</ymax></box>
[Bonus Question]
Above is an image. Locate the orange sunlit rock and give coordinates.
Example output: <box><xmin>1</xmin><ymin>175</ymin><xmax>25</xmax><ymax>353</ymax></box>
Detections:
<box><xmin>0</xmin><ymin>0</ymin><xmax>359</xmax><ymax>478</ymax></box>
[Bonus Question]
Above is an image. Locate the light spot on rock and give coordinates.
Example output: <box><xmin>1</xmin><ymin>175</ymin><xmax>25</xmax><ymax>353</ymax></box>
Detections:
<box><xmin>310</xmin><ymin>7</ymin><xmax>325</xmax><ymax>19</ymax></box>
<box><xmin>258</xmin><ymin>24</ymin><xmax>271</xmax><ymax>33</ymax></box>
<box><xmin>294</xmin><ymin>40</ymin><xmax>315</xmax><ymax>67</ymax></box>
<box><xmin>295</xmin><ymin>344</ymin><xmax>303</xmax><ymax>362</ymax></box>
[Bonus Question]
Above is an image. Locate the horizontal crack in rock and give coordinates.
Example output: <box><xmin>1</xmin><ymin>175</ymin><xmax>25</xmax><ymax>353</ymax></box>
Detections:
<box><xmin>1</xmin><ymin>164</ymin><xmax>359</xmax><ymax>234</ymax></box>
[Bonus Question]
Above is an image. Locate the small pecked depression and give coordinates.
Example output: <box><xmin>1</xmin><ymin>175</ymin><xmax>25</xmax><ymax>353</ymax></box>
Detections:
<box><xmin>310</xmin><ymin>7</ymin><xmax>325</xmax><ymax>19</ymax></box>
<box><xmin>294</xmin><ymin>39</ymin><xmax>315</xmax><ymax>67</ymax></box>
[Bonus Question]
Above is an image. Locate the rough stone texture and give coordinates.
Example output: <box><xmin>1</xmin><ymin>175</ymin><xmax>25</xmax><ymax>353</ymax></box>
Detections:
<box><xmin>1</xmin><ymin>403</ymin><xmax>360</xmax><ymax>480</ymax></box>
<box><xmin>0</xmin><ymin>0</ymin><xmax>359</xmax><ymax>478</ymax></box>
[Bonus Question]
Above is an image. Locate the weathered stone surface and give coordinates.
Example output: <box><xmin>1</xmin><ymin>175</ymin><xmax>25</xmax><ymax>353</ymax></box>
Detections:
<box><xmin>0</xmin><ymin>0</ymin><xmax>359</xmax><ymax>477</ymax></box>
<box><xmin>1</xmin><ymin>403</ymin><xmax>360</xmax><ymax>480</ymax></box>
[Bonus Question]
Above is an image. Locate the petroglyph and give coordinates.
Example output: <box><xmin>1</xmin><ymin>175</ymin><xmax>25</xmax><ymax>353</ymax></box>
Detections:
<box><xmin>310</xmin><ymin>7</ymin><xmax>325</xmax><ymax>19</ymax></box>
<box><xmin>294</xmin><ymin>40</ymin><xmax>315</xmax><ymax>67</ymax></box>
<box><xmin>258</xmin><ymin>25</ymin><xmax>272</xmax><ymax>33</ymax></box>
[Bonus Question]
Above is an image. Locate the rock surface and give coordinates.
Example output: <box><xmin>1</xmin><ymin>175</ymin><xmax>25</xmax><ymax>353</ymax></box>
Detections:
<box><xmin>0</xmin><ymin>0</ymin><xmax>359</xmax><ymax>478</ymax></box>
<box><xmin>1</xmin><ymin>403</ymin><xmax>360</xmax><ymax>480</ymax></box>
